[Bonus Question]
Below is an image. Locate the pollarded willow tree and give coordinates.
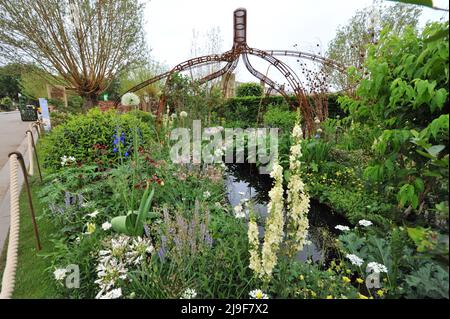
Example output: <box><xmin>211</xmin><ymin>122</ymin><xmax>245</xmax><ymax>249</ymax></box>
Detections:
<box><xmin>0</xmin><ymin>0</ymin><xmax>147</xmax><ymax>110</ymax></box>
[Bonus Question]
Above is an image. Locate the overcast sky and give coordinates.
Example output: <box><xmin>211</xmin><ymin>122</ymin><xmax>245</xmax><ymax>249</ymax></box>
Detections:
<box><xmin>143</xmin><ymin>0</ymin><xmax>449</xmax><ymax>83</ymax></box>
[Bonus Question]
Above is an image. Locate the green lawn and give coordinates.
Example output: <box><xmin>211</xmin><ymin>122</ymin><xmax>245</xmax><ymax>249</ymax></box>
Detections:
<box><xmin>0</xmin><ymin>175</ymin><xmax>59</xmax><ymax>298</ymax></box>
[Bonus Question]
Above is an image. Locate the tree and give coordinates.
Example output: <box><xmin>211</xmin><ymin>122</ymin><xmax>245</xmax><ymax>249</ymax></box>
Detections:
<box><xmin>324</xmin><ymin>0</ymin><xmax>422</xmax><ymax>92</ymax></box>
<box><xmin>0</xmin><ymin>63</ymin><xmax>22</xmax><ymax>100</ymax></box>
<box><xmin>119</xmin><ymin>60</ymin><xmax>165</xmax><ymax>101</ymax></box>
<box><xmin>0</xmin><ymin>0</ymin><xmax>147</xmax><ymax>110</ymax></box>
<box><xmin>189</xmin><ymin>26</ymin><xmax>224</xmax><ymax>89</ymax></box>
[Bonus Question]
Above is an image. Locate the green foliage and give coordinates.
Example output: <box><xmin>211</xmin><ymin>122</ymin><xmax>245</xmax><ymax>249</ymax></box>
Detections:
<box><xmin>111</xmin><ymin>187</ymin><xmax>156</xmax><ymax>236</ymax></box>
<box><xmin>165</xmin><ymin>73</ymin><xmax>224</xmax><ymax>124</ymax></box>
<box><xmin>301</xmin><ymin>139</ymin><xmax>332</xmax><ymax>166</ymax></box>
<box><xmin>20</xmin><ymin>66</ymin><xmax>59</xmax><ymax>99</ymax></box>
<box><xmin>324</xmin><ymin>0</ymin><xmax>422</xmax><ymax>90</ymax></box>
<box><xmin>269</xmin><ymin>259</ymin><xmax>360</xmax><ymax>299</ymax></box>
<box><xmin>220</xmin><ymin>94</ymin><xmax>343</xmax><ymax>128</ymax></box>
<box><xmin>40</xmin><ymin>108</ymin><xmax>152</xmax><ymax>170</ymax></box>
<box><xmin>0</xmin><ymin>63</ymin><xmax>22</xmax><ymax>99</ymax></box>
<box><xmin>387</xmin><ymin>0</ymin><xmax>433</xmax><ymax>8</ymax></box>
<box><xmin>263</xmin><ymin>104</ymin><xmax>297</xmax><ymax>133</ymax></box>
<box><xmin>236</xmin><ymin>82</ymin><xmax>263</xmax><ymax>97</ymax></box>
<box><xmin>342</xmin><ymin>22</ymin><xmax>449</xmax><ymax>221</ymax></box>
<box><xmin>404</xmin><ymin>263</ymin><xmax>449</xmax><ymax>298</ymax></box>
<box><xmin>338</xmin><ymin>226</ymin><xmax>449</xmax><ymax>298</ymax></box>
<box><xmin>222</xmin><ymin>96</ymin><xmax>289</xmax><ymax>127</ymax></box>
<box><xmin>119</xmin><ymin>61</ymin><xmax>164</xmax><ymax>100</ymax></box>
<box><xmin>0</xmin><ymin>96</ymin><xmax>13</xmax><ymax>111</ymax></box>
<box><xmin>128</xmin><ymin>210</ymin><xmax>253</xmax><ymax>299</ymax></box>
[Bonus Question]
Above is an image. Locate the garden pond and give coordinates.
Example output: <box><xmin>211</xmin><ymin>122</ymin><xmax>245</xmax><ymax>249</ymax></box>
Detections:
<box><xmin>225</xmin><ymin>163</ymin><xmax>350</xmax><ymax>263</ymax></box>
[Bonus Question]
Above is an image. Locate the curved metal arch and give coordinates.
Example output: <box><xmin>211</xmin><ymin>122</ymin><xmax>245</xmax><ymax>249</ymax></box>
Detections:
<box><xmin>198</xmin><ymin>58</ymin><xmax>239</xmax><ymax>85</ymax></box>
<box><xmin>241</xmin><ymin>52</ymin><xmax>290</xmax><ymax>101</ymax></box>
<box><xmin>244</xmin><ymin>47</ymin><xmax>315</xmax><ymax>133</ymax></box>
<box><xmin>116</xmin><ymin>8</ymin><xmax>347</xmax><ymax>136</ymax></box>
<box><xmin>117</xmin><ymin>52</ymin><xmax>235</xmax><ymax>101</ymax></box>
<box><xmin>244</xmin><ymin>47</ymin><xmax>306</xmax><ymax>97</ymax></box>
<box><xmin>153</xmin><ymin>51</ymin><xmax>234</xmax><ymax>95</ymax></box>
<box><xmin>265</xmin><ymin>50</ymin><xmax>346</xmax><ymax>72</ymax></box>
<box><xmin>220</xmin><ymin>58</ymin><xmax>240</xmax><ymax>96</ymax></box>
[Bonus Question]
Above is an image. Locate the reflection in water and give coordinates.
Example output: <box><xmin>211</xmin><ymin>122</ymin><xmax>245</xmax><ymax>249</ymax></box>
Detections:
<box><xmin>225</xmin><ymin>163</ymin><xmax>350</xmax><ymax>263</ymax></box>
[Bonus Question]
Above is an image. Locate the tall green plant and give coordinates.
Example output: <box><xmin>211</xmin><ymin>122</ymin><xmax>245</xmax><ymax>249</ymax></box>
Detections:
<box><xmin>111</xmin><ymin>186</ymin><xmax>156</xmax><ymax>236</ymax></box>
<box><xmin>340</xmin><ymin>22</ymin><xmax>449</xmax><ymax>220</ymax></box>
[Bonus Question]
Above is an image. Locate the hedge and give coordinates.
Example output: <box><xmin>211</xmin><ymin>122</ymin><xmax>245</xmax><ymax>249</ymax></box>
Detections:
<box><xmin>218</xmin><ymin>94</ymin><xmax>346</xmax><ymax>126</ymax></box>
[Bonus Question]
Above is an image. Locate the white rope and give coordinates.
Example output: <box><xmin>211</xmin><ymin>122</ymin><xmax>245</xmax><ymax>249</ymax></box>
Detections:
<box><xmin>27</xmin><ymin>131</ymin><xmax>34</xmax><ymax>176</ymax></box>
<box><xmin>0</xmin><ymin>155</ymin><xmax>20</xmax><ymax>299</ymax></box>
<box><xmin>0</xmin><ymin>122</ymin><xmax>40</xmax><ymax>298</ymax></box>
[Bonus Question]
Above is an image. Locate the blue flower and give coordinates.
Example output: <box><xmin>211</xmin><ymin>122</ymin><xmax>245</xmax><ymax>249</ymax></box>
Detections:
<box><xmin>124</xmin><ymin>151</ymin><xmax>129</xmax><ymax>157</ymax></box>
<box><xmin>113</xmin><ymin>147</ymin><xmax>118</xmax><ymax>153</ymax></box>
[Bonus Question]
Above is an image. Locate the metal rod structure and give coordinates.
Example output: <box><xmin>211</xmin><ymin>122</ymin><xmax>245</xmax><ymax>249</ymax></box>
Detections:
<box><xmin>117</xmin><ymin>7</ymin><xmax>347</xmax><ymax>133</ymax></box>
<box><xmin>25</xmin><ymin>130</ymin><xmax>43</xmax><ymax>183</ymax></box>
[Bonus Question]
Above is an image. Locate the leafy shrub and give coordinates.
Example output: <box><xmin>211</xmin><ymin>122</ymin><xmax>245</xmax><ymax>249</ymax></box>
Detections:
<box><xmin>263</xmin><ymin>105</ymin><xmax>297</xmax><ymax>133</ymax></box>
<box><xmin>236</xmin><ymin>82</ymin><xmax>263</xmax><ymax>97</ymax></box>
<box><xmin>338</xmin><ymin>226</ymin><xmax>449</xmax><ymax>298</ymax></box>
<box><xmin>220</xmin><ymin>95</ymin><xmax>343</xmax><ymax>127</ymax></box>
<box><xmin>41</xmin><ymin>108</ymin><xmax>153</xmax><ymax>170</ymax></box>
<box><xmin>301</xmin><ymin>139</ymin><xmax>332</xmax><ymax>166</ymax></box>
<box><xmin>0</xmin><ymin>96</ymin><xmax>13</xmax><ymax>111</ymax></box>
<box><xmin>340</xmin><ymin>22</ymin><xmax>449</xmax><ymax>223</ymax></box>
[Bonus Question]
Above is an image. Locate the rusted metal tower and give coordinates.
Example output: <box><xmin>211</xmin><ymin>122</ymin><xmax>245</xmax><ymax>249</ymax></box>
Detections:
<box><xmin>119</xmin><ymin>8</ymin><xmax>345</xmax><ymax>133</ymax></box>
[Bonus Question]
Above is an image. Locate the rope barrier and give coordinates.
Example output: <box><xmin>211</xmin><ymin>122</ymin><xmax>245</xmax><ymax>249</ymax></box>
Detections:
<box><xmin>0</xmin><ymin>121</ymin><xmax>43</xmax><ymax>299</ymax></box>
<box><xmin>0</xmin><ymin>154</ymin><xmax>20</xmax><ymax>299</ymax></box>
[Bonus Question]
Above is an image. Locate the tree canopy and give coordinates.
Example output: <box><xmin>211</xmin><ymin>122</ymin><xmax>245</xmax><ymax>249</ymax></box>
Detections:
<box><xmin>324</xmin><ymin>0</ymin><xmax>422</xmax><ymax>92</ymax></box>
<box><xmin>0</xmin><ymin>0</ymin><xmax>147</xmax><ymax>109</ymax></box>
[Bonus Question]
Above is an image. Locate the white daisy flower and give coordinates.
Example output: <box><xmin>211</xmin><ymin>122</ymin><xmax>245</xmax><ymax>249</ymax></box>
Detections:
<box><xmin>53</xmin><ymin>268</ymin><xmax>67</xmax><ymax>281</ymax></box>
<box><xmin>180</xmin><ymin>288</ymin><xmax>197</xmax><ymax>299</ymax></box>
<box><xmin>86</xmin><ymin>210</ymin><xmax>100</xmax><ymax>218</ymax></box>
<box><xmin>249</xmin><ymin>289</ymin><xmax>269</xmax><ymax>299</ymax></box>
<box><xmin>346</xmin><ymin>254</ymin><xmax>364</xmax><ymax>267</ymax></box>
<box><xmin>101</xmin><ymin>222</ymin><xmax>112</xmax><ymax>231</ymax></box>
<box><xmin>335</xmin><ymin>225</ymin><xmax>350</xmax><ymax>231</ymax></box>
<box><xmin>358</xmin><ymin>219</ymin><xmax>373</xmax><ymax>227</ymax></box>
<box><xmin>367</xmin><ymin>262</ymin><xmax>388</xmax><ymax>274</ymax></box>
<box><xmin>99</xmin><ymin>288</ymin><xmax>122</xmax><ymax>299</ymax></box>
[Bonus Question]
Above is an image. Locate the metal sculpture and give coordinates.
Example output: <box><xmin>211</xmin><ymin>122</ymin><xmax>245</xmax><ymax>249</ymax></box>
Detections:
<box><xmin>119</xmin><ymin>8</ymin><xmax>345</xmax><ymax>134</ymax></box>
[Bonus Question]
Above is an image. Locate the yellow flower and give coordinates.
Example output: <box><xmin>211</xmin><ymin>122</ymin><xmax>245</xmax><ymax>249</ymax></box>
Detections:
<box><xmin>86</xmin><ymin>222</ymin><xmax>96</xmax><ymax>235</ymax></box>
<box><xmin>299</xmin><ymin>275</ymin><xmax>304</xmax><ymax>281</ymax></box>
<box><xmin>342</xmin><ymin>276</ymin><xmax>351</xmax><ymax>284</ymax></box>
<box><xmin>377</xmin><ymin>290</ymin><xmax>384</xmax><ymax>298</ymax></box>
<box><xmin>326</xmin><ymin>295</ymin><xmax>333</xmax><ymax>299</ymax></box>
<box><xmin>356</xmin><ymin>278</ymin><xmax>364</xmax><ymax>284</ymax></box>
<box><xmin>358</xmin><ymin>293</ymin><xmax>369</xmax><ymax>299</ymax></box>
